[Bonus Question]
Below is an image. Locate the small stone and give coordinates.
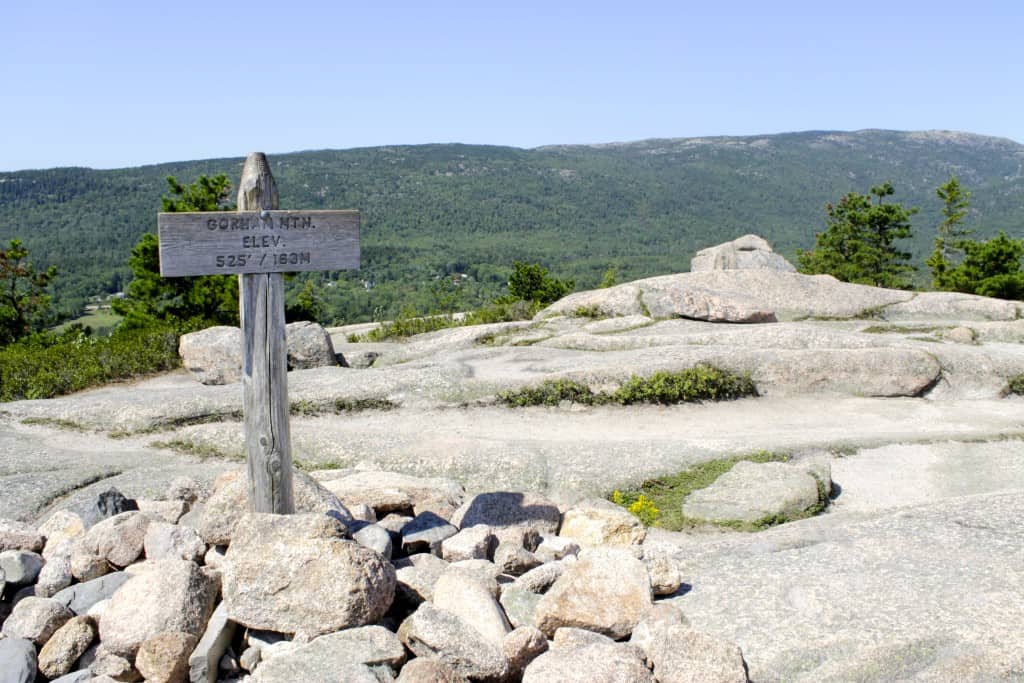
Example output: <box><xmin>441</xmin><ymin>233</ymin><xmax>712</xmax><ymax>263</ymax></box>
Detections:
<box><xmin>522</xmin><ymin>641</ymin><xmax>654</xmax><ymax>682</ymax></box>
<box><xmin>203</xmin><ymin>545</ymin><xmax>227</xmax><ymax>570</ymax></box>
<box><xmin>348</xmin><ymin>503</ymin><xmax>377</xmax><ymax>523</ymax></box>
<box><xmin>285</xmin><ymin>320</ymin><xmax>338</xmax><ymax>370</ymax></box>
<box><xmin>84</xmin><ymin>488</ymin><xmax>139</xmax><ymax>528</ymax></box>
<box><xmin>82</xmin><ymin>511</ymin><xmax>150</xmax><ymax>568</ymax></box>
<box><xmin>35</xmin><ymin>554</ymin><xmax>74</xmax><ymax>598</ymax></box>
<box><xmin>249</xmin><ymin>625</ymin><xmax>406</xmax><ymax>682</ymax></box>
<box><xmin>450</xmin><ymin>492</ymin><xmax>561</xmax><ymax>536</ymax></box>
<box><xmin>38</xmin><ymin>512</ymin><xmax>84</xmax><ymax>558</ymax></box>
<box><xmin>630</xmin><ymin>603</ymin><xmax>691</xmax><ymax>661</ymax></box>
<box><xmin>398</xmin><ymin>603</ymin><xmax>510</xmax><ymax>682</ymax></box>
<box><xmin>166</xmin><ymin>476</ymin><xmax>210</xmax><ymax>505</ymax></box>
<box><xmin>944</xmin><ymin>326</ymin><xmax>977</xmax><ymax>344</ymax></box>
<box><xmin>503</xmin><ymin>626</ymin><xmax>548</xmax><ymax>678</ymax></box>
<box><xmin>99</xmin><ymin>560</ymin><xmax>219</xmax><ymax>657</ymax></box>
<box><xmin>449</xmin><ymin>560</ymin><xmax>503</xmax><ymax>598</ymax></box>
<box><xmin>0</xmin><ymin>637</ymin><xmax>37</xmax><ymax>683</ymax></box>
<box><xmin>177</xmin><ymin>504</ymin><xmax>203</xmax><ymax>531</ymax></box>
<box><xmin>433</xmin><ymin>568</ymin><xmax>511</xmax><ymax>643</ymax></box>
<box><xmin>0</xmin><ymin>518</ymin><xmax>45</xmax><ymax>553</ymax></box>
<box><xmin>552</xmin><ymin>627</ymin><xmax>615</xmax><ymax>649</ymax></box>
<box><xmin>394</xmin><ymin>552</ymin><xmax>449</xmax><ymax>604</ymax></box>
<box><xmin>441</xmin><ymin>525</ymin><xmax>496</xmax><ymax>562</ymax></box>
<box><xmin>136</xmin><ymin>499</ymin><xmax>188</xmax><ymax>524</ymax></box>
<box><xmin>223</xmin><ymin>513</ymin><xmax>395</xmax><ymax>636</ymax></box>
<box><xmin>144</xmin><ymin>521</ymin><xmax>206</xmax><ymax>562</ymax></box>
<box><xmin>511</xmin><ymin>561</ymin><xmax>567</xmax><ymax>594</ymax></box>
<box><xmin>0</xmin><ymin>550</ymin><xmax>44</xmax><ymax>585</ymax></box>
<box><xmin>136</xmin><ymin>631</ymin><xmax>197</xmax><ymax>683</ymax></box>
<box><xmin>87</xmin><ymin>599</ymin><xmax>111</xmax><ymax>620</ymax></box>
<box><xmin>493</xmin><ymin>526</ymin><xmax>543</xmax><ymax>552</ymax></box>
<box><xmin>493</xmin><ymin>541</ymin><xmax>541</xmax><ymax>576</ymax></box>
<box><xmin>645</xmin><ymin>555</ymin><xmax>682</xmax><ymax>596</ymax></box>
<box><xmin>559</xmin><ymin>499</ymin><xmax>647</xmax><ymax>546</ymax></box>
<box><xmin>378</xmin><ymin>513</ymin><xmax>414</xmax><ymax>534</ymax></box>
<box><xmin>239</xmin><ymin>645</ymin><xmax>261</xmax><ymax>672</ymax></box>
<box><xmin>395</xmin><ymin>657</ymin><xmax>469</xmax><ymax>682</ymax></box>
<box><xmin>37</xmin><ymin>615</ymin><xmax>97</xmax><ymax>679</ymax></box>
<box><xmin>534</xmin><ymin>535</ymin><xmax>580</xmax><ymax>563</ymax></box>
<box><xmin>534</xmin><ymin>547</ymin><xmax>652</xmax><ymax>639</ymax></box>
<box><xmin>1</xmin><ymin>596</ymin><xmax>74</xmax><ymax>645</ymax></box>
<box><xmin>402</xmin><ymin>511</ymin><xmax>458</xmax><ymax>556</ymax></box>
<box><xmin>70</xmin><ymin>549</ymin><xmax>111</xmax><ymax>582</ymax></box>
<box><xmin>90</xmin><ymin>645</ymin><xmax>142</xmax><ymax>681</ymax></box>
<box><xmin>351</xmin><ymin>521</ymin><xmax>394</xmax><ymax>559</ymax></box>
<box><xmin>187</xmin><ymin>602</ymin><xmax>235</xmax><ymax>683</ymax></box>
<box><xmin>53</xmin><ymin>571</ymin><xmax>129</xmax><ymax>615</ymax></box>
<box><xmin>499</xmin><ymin>585</ymin><xmax>542</xmax><ymax>629</ymax></box>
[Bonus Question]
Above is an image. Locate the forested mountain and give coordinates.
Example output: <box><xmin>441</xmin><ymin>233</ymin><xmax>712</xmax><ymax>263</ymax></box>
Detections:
<box><xmin>2</xmin><ymin>129</ymin><xmax>1023</xmax><ymax>323</ymax></box>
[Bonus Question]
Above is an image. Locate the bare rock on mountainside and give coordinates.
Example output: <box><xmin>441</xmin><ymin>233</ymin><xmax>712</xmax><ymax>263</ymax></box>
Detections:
<box><xmin>690</xmin><ymin>234</ymin><xmax>796</xmax><ymax>273</ymax></box>
<box><xmin>3</xmin><ymin>266</ymin><xmax>1024</xmax><ymax>681</ymax></box>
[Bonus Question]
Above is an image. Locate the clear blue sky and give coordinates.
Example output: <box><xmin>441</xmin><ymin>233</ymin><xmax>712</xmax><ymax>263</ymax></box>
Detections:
<box><xmin>4</xmin><ymin>0</ymin><xmax>1023</xmax><ymax>171</ymax></box>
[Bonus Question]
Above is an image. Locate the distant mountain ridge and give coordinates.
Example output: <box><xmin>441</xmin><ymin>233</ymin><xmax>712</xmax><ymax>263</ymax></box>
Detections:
<box><xmin>2</xmin><ymin>129</ymin><xmax>1023</xmax><ymax>321</ymax></box>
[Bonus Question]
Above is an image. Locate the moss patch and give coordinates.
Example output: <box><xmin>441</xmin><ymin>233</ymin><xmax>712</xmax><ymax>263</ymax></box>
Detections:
<box><xmin>21</xmin><ymin>417</ymin><xmax>89</xmax><ymax>431</ymax></box>
<box><xmin>609</xmin><ymin>451</ymin><xmax>791</xmax><ymax>531</ymax></box>
<box><xmin>150</xmin><ymin>439</ymin><xmax>235</xmax><ymax>461</ymax></box>
<box><xmin>289</xmin><ymin>397</ymin><xmax>397</xmax><ymax>416</ymax></box>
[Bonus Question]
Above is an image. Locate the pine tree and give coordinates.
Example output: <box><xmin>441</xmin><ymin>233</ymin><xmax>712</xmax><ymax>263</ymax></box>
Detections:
<box><xmin>797</xmin><ymin>182</ymin><xmax>917</xmax><ymax>289</ymax></box>
<box><xmin>114</xmin><ymin>175</ymin><xmax>239</xmax><ymax>330</ymax></box>
<box><xmin>0</xmin><ymin>239</ymin><xmax>58</xmax><ymax>345</ymax></box>
<box><xmin>927</xmin><ymin>176</ymin><xmax>973</xmax><ymax>290</ymax></box>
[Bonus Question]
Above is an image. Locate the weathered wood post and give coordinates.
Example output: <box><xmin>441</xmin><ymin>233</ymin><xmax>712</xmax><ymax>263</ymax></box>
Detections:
<box><xmin>156</xmin><ymin>152</ymin><xmax>360</xmax><ymax>515</ymax></box>
<box><xmin>237</xmin><ymin>153</ymin><xmax>293</xmax><ymax>513</ymax></box>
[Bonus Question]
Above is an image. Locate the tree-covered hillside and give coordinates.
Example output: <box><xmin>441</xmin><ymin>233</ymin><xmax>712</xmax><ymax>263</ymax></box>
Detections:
<box><xmin>2</xmin><ymin>130</ymin><xmax>1023</xmax><ymax>323</ymax></box>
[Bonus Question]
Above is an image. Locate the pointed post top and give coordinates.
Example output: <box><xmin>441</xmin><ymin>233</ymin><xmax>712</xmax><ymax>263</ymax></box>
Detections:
<box><xmin>238</xmin><ymin>152</ymin><xmax>279</xmax><ymax>211</ymax></box>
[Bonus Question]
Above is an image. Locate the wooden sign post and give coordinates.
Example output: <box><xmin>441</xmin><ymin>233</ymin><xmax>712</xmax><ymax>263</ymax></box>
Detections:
<box><xmin>158</xmin><ymin>152</ymin><xmax>360</xmax><ymax>514</ymax></box>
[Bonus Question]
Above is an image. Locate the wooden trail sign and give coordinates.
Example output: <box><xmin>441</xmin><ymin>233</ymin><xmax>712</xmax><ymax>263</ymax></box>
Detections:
<box><xmin>157</xmin><ymin>152</ymin><xmax>361</xmax><ymax>514</ymax></box>
<box><xmin>157</xmin><ymin>210</ymin><xmax>359</xmax><ymax>277</ymax></box>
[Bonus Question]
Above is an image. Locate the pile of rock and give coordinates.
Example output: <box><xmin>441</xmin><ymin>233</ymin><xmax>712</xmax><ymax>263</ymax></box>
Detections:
<box><xmin>0</xmin><ymin>470</ymin><xmax>750</xmax><ymax>682</ymax></box>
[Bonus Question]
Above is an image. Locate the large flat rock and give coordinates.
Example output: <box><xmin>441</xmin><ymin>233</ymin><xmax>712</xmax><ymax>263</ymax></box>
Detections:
<box><xmin>658</xmin><ymin>489</ymin><xmax>1024</xmax><ymax>681</ymax></box>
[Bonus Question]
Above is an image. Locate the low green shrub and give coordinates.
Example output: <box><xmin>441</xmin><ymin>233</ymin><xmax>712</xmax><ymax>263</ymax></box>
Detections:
<box><xmin>498</xmin><ymin>379</ymin><xmax>598</xmax><ymax>407</ymax></box>
<box><xmin>1007</xmin><ymin>374</ymin><xmax>1024</xmax><ymax>395</ymax></box>
<box><xmin>0</xmin><ymin>325</ymin><xmax>180</xmax><ymax>401</ymax></box>
<box><xmin>571</xmin><ymin>305</ymin><xmax>605</xmax><ymax>319</ymax></box>
<box><xmin>352</xmin><ymin>300</ymin><xmax>541</xmax><ymax>342</ymax></box>
<box><xmin>498</xmin><ymin>365</ymin><xmax>757</xmax><ymax>407</ymax></box>
<box><xmin>612</xmin><ymin>367</ymin><xmax>756</xmax><ymax>404</ymax></box>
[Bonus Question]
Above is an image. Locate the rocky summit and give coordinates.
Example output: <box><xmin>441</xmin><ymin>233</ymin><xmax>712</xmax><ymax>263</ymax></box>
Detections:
<box><xmin>2</xmin><ymin>238</ymin><xmax>1024</xmax><ymax>681</ymax></box>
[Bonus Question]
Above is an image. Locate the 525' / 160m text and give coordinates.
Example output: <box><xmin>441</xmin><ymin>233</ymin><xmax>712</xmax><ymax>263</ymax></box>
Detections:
<box><xmin>215</xmin><ymin>252</ymin><xmax>312</xmax><ymax>268</ymax></box>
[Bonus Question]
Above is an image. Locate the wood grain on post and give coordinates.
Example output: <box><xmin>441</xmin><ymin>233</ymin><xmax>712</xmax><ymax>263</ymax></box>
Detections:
<box><xmin>237</xmin><ymin>152</ymin><xmax>294</xmax><ymax>514</ymax></box>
